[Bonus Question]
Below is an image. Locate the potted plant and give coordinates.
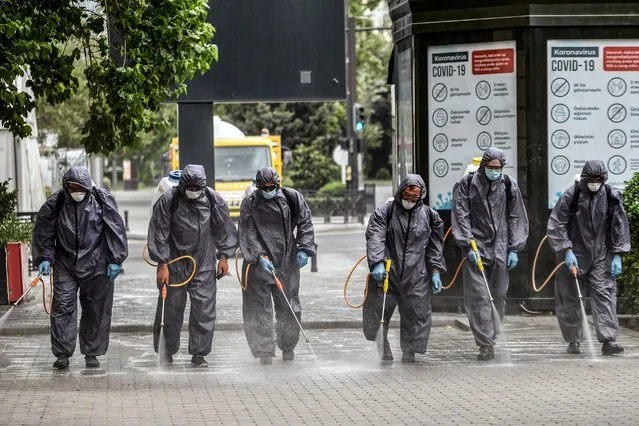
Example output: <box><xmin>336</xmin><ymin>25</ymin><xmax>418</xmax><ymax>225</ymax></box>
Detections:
<box><xmin>0</xmin><ymin>180</ymin><xmax>34</xmax><ymax>305</ymax></box>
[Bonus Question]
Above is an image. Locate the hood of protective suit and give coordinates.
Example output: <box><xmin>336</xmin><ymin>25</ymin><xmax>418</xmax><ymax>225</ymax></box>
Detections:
<box><xmin>255</xmin><ymin>167</ymin><xmax>281</xmax><ymax>187</ymax></box>
<box><xmin>63</xmin><ymin>167</ymin><xmax>93</xmax><ymax>192</ymax></box>
<box><xmin>580</xmin><ymin>160</ymin><xmax>608</xmax><ymax>183</ymax></box>
<box><xmin>394</xmin><ymin>174</ymin><xmax>426</xmax><ymax>205</ymax></box>
<box><xmin>178</xmin><ymin>164</ymin><xmax>207</xmax><ymax>193</ymax></box>
<box><xmin>478</xmin><ymin>147</ymin><xmax>506</xmax><ymax>175</ymax></box>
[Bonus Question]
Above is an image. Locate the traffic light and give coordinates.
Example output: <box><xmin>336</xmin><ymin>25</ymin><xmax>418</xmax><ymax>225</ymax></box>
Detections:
<box><xmin>353</xmin><ymin>103</ymin><xmax>365</xmax><ymax>133</ymax></box>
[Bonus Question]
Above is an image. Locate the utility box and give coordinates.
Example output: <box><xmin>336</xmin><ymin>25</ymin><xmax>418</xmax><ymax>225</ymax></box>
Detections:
<box><xmin>0</xmin><ymin>243</ymin><xmax>29</xmax><ymax>305</ymax></box>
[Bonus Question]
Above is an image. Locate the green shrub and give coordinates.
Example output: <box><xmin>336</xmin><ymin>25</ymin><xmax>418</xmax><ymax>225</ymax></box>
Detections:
<box><xmin>375</xmin><ymin>168</ymin><xmax>391</xmax><ymax>181</ymax></box>
<box><xmin>318</xmin><ymin>181</ymin><xmax>346</xmax><ymax>195</ymax></box>
<box><xmin>619</xmin><ymin>172</ymin><xmax>639</xmax><ymax>313</ymax></box>
<box><xmin>281</xmin><ymin>175</ymin><xmax>294</xmax><ymax>188</ymax></box>
<box><xmin>0</xmin><ymin>180</ymin><xmax>33</xmax><ymax>247</ymax></box>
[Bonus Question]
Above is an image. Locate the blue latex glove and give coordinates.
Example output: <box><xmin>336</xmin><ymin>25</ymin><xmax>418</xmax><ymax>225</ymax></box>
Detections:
<box><xmin>507</xmin><ymin>251</ymin><xmax>518</xmax><ymax>271</ymax></box>
<box><xmin>467</xmin><ymin>249</ymin><xmax>479</xmax><ymax>266</ymax></box>
<box><xmin>296</xmin><ymin>251</ymin><xmax>309</xmax><ymax>268</ymax></box>
<box><xmin>431</xmin><ymin>272</ymin><xmax>442</xmax><ymax>294</ymax></box>
<box><xmin>107</xmin><ymin>264</ymin><xmax>121</xmax><ymax>281</ymax></box>
<box><xmin>372</xmin><ymin>262</ymin><xmax>386</xmax><ymax>281</ymax></box>
<box><xmin>38</xmin><ymin>261</ymin><xmax>51</xmax><ymax>276</ymax></box>
<box><xmin>259</xmin><ymin>257</ymin><xmax>275</xmax><ymax>274</ymax></box>
<box><xmin>611</xmin><ymin>255</ymin><xmax>622</xmax><ymax>278</ymax></box>
<box><xmin>564</xmin><ymin>250</ymin><xmax>579</xmax><ymax>271</ymax></box>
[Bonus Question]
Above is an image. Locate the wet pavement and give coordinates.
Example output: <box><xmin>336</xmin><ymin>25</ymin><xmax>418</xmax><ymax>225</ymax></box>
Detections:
<box><xmin>2</xmin><ymin>319</ymin><xmax>639</xmax><ymax>425</ymax></box>
<box><xmin>2</xmin><ymin>221</ymin><xmax>639</xmax><ymax>424</ymax></box>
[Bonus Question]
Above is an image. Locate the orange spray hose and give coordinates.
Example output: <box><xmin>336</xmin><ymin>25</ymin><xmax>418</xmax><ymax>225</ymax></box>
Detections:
<box><xmin>531</xmin><ymin>235</ymin><xmax>566</xmax><ymax>292</ymax></box>
<box><xmin>344</xmin><ymin>226</ymin><xmax>466</xmax><ymax>308</ymax></box>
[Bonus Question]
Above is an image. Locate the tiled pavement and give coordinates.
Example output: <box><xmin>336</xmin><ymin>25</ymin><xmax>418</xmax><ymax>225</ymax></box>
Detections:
<box><xmin>1</xmin><ymin>319</ymin><xmax>639</xmax><ymax>425</ymax></box>
<box><xmin>3</xmin><ymin>225</ymin><xmax>639</xmax><ymax>424</ymax></box>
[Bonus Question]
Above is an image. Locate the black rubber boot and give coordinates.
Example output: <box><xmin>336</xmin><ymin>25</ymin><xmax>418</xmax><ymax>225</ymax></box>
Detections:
<box><xmin>567</xmin><ymin>342</ymin><xmax>581</xmax><ymax>354</ymax></box>
<box><xmin>601</xmin><ymin>342</ymin><xmax>624</xmax><ymax>356</ymax></box>
<box><xmin>477</xmin><ymin>345</ymin><xmax>495</xmax><ymax>361</ymax></box>
<box><xmin>191</xmin><ymin>355</ymin><xmax>208</xmax><ymax>367</ymax></box>
<box><xmin>53</xmin><ymin>355</ymin><xmax>69</xmax><ymax>370</ymax></box>
<box><xmin>382</xmin><ymin>339</ymin><xmax>394</xmax><ymax>361</ymax></box>
<box><xmin>401</xmin><ymin>352</ymin><xmax>415</xmax><ymax>364</ymax></box>
<box><xmin>282</xmin><ymin>350</ymin><xmax>294</xmax><ymax>361</ymax></box>
<box><xmin>259</xmin><ymin>354</ymin><xmax>273</xmax><ymax>365</ymax></box>
<box><xmin>85</xmin><ymin>355</ymin><xmax>100</xmax><ymax>368</ymax></box>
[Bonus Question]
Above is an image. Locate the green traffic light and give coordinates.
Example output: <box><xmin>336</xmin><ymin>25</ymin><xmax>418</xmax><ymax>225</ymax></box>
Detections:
<box><xmin>355</xmin><ymin>122</ymin><xmax>365</xmax><ymax>132</ymax></box>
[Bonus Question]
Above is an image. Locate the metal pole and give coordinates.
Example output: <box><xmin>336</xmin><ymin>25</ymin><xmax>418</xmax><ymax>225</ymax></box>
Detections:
<box><xmin>310</xmin><ymin>244</ymin><xmax>318</xmax><ymax>273</ymax></box>
<box><xmin>124</xmin><ymin>210</ymin><xmax>129</xmax><ymax>231</ymax></box>
<box><xmin>346</xmin><ymin>16</ymin><xmax>358</xmax><ymax>193</ymax></box>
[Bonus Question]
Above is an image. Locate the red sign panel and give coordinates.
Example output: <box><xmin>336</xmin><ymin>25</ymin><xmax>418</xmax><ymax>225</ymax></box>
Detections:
<box><xmin>472</xmin><ymin>48</ymin><xmax>515</xmax><ymax>75</ymax></box>
<box><xmin>604</xmin><ymin>46</ymin><xmax>639</xmax><ymax>71</ymax></box>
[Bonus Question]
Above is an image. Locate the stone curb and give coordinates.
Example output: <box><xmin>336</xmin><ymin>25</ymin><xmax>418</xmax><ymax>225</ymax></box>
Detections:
<box><xmin>0</xmin><ymin>318</ymin><xmax>459</xmax><ymax>336</ymax></box>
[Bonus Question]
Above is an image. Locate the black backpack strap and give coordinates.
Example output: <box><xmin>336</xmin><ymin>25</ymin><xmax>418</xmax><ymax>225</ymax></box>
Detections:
<box><xmin>569</xmin><ymin>183</ymin><xmax>581</xmax><ymax>214</ymax></box>
<box><xmin>504</xmin><ymin>174</ymin><xmax>512</xmax><ymax>196</ymax></box>
<box><xmin>170</xmin><ymin>187</ymin><xmax>180</xmax><ymax>218</ymax></box>
<box><xmin>385</xmin><ymin>199</ymin><xmax>395</xmax><ymax>225</ymax></box>
<box><xmin>91</xmin><ymin>187</ymin><xmax>104</xmax><ymax>208</ymax></box>
<box><xmin>55</xmin><ymin>190</ymin><xmax>65</xmax><ymax>215</ymax></box>
<box><xmin>281</xmin><ymin>187</ymin><xmax>298</xmax><ymax>222</ymax></box>
<box><xmin>204</xmin><ymin>187</ymin><xmax>216</xmax><ymax>209</ymax></box>
<box><xmin>605</xmin><ymin>184</ymin><xmax>619</xmax><ymax>208</ymax></box>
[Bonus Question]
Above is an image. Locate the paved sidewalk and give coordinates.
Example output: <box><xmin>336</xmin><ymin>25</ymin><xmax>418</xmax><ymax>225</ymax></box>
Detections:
<box><xmin>1</xmin><ymin>318</ymin><xmax>639</xmax><ymax>425</ymax></box>
<box><xmin>4</xmin><ymin>226</ymin><xmax>639</xmax><ymax>424</ymax></box>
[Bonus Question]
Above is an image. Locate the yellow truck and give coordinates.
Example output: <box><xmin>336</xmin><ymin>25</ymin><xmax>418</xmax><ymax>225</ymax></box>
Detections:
<box><xmin>166</xmin><ymin>122</ymin><xmax>285</xmax><ymax>218</ymax></box>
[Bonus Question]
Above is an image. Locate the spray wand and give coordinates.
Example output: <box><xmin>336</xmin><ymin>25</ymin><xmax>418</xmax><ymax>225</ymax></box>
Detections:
<box><xmin>470</xmin><ymin>239</ymin><xmax>501</xmax><ymax>336</ymax></box>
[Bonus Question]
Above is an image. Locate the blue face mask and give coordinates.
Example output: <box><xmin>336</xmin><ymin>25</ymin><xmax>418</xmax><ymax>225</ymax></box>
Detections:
<box><xmin>485</xmin><ymin>169</ymin><xmax>502</xmax><ymax>181</ymax></box>
<box><xmin>261</xmin><ymin>189</ymin><xmax>277</xmax><ymax>199</ymax></box>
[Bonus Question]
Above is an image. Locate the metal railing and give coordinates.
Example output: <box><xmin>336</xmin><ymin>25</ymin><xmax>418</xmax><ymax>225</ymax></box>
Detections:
<box><xmin>298</xmin><ymin>184</ymin><xmax>376</xmax><ymax>224</ymax></box>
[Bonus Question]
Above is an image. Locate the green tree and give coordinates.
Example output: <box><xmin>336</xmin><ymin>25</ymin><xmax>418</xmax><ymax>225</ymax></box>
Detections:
<box><xmin>2</xmin><ymin>0</ymin><xmax>216</xmax><ymax>154</ymax></box>
<box><xmin>36</xmin><ymin>59</ymin><xmax>89</xmax><ymax>149</ymax></box>
<box><xmin>288</xmin><ymin>138</ymin><xmax>340</xmax><ymax>190</ymax></box>
<box><xmin>123</xmin><ymin>104</ymin><xmax>177</xmax><ymax>186</ymax></box>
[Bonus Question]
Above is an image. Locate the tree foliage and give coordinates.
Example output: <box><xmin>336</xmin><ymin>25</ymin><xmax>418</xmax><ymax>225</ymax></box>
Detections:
<box><xmin>1</xmin><ymin>0</ymin><xmax>216</xmax><ymax>154</ymax></box>
<box><xmin>619</xmin><ymin>172</ymin><xmax>639</xmax><ymax>313</ymax></box>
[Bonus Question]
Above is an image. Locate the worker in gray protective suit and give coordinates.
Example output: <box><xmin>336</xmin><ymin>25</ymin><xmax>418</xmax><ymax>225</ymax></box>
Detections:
<box><xmin>32</xmin><ymin>167</ymin><xmax>128</xmax><ymax>370</ymax></box>
<box><xmin>452</xmin><ymin>147</ymin><xmax>529</xmax><ymax>361</ymax></box>
<box><xmin>364</xmin><ymin>175</ymin><xmax>446</xmax><ymax>363</ymax></box>
<box><xmin>547</xmin><ymin>160</ymin><xmax>630</xmax><ymax>356</ymax></box>
<box><xmin>238</xmin><ymin>167</ymin><xmax>315</xmax><ymax>365</ymax></box>
<box><xmin>147</xmin><ymin>164</ymin><xmax>238</xmax><ymax>367</ymax></box>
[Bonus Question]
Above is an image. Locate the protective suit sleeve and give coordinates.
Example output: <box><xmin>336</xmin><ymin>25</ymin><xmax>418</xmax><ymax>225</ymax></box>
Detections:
<box><xmin>609</xmin><ymin>189</ymin><xmax>631</xmax><ymax>254</ymax></box>
<box><xmin>365</xmin><ymin>203</ymin><xmax>389</xmax><ymax>270</ymax></box>
<box><xmin>290</xmin><ymin>190</ymin><xmax>316</xmax><ymax>257</ymax></box>
<box><xmin>147</xmin><ymin>191</ymin><xmax>173</xmax><ymax>264</ymax></box>
<box><xmin>207</xmin><ymin>189</ymin><xmax>239</xmax><ymax>259</ymax></box>
<box><xmin>505</xmin><ymin>177</ymin><xmax>529</xmax><ymax>252</ymax></box>
<box><xmin>451</xmin><ymin>177</ymin><xmax>473</xmax><ymax>251</ymax></box>
<box><xmin>32</xmin><ymin>191</ymin><xmax>61</xmax><ymax>266</ymax></box>
<box><xmin>425</xmin><ymin>207</ymin><xmax>447</xmax><ymax>273</ymax></box>
<box><xmin>95</xmin><ymin>189</ymin><xmax>128</xmax><ymax>264</ymax></box>
<box><xmin>546</xmin><ymin>186</ymin><xmax>575</xmax><ymax>254</ymax></box>
<box><xmin>238</xmin><ymin>196</ymin><xmax>266</xmax><ymax>264</ymax></box>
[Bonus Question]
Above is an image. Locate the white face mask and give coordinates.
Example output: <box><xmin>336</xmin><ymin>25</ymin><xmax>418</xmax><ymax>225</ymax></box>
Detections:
<box><xmin>70</xmin><ymin>192</ymin><xmax>86</xmax><ymax>202</ymax></box>
<box><xmin>401</xmin><ymin>200</ymin><xmax>416</xmax><ymax>210</ymax></box>
<box><xmin>587</xmin><ymin>183</ymin><xmax>602</xmax><ymax>193</ymax></box>
<box><xmin>185</xmin><ymin>189</ymin><xmax>203</xmax><ymax>200</ymax></box>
